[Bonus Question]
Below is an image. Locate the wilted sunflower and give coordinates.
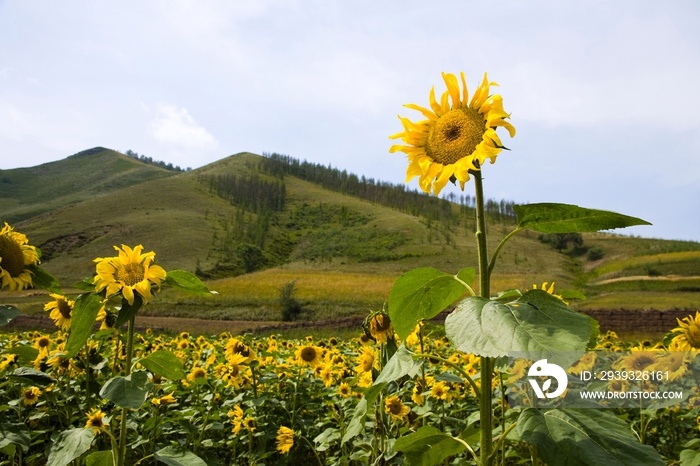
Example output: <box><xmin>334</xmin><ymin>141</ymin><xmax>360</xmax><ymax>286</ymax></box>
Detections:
<box><xmin>390</xmin><ymin>72</ymin><xmax>515</xmax><ymax>195</ymax></box>
<box><xmin>276</xmin><ymin>426</ymin><xmax>295</xmax><ymax>455</ymax></box>
<box><xmin>0</xmin><ymin>222</ymin><xmax>40</xmax><ymax>292</ymax></box>
<box><xmin>670</xmin><ymin>311</ymin><xmax>700</xmax><ymax>353</ymax></box>
<box><xmin>93</xmin><ymin>244</ymin><xmax>166</xmax><ymax>305</ymax></box>
<box><xmin>384</xmin><ymin>395</ymin><xmax>409</xmax><ymax>421</ymax></box>
<box><xmin>367</xmin><ymin>312</ymin><xmax>394</xmax><ymax>344</ymax></box>
<box><xmin>43</xmin><ymin>293</ymin><xmax>74</xmax><ymax>331</ymax></box>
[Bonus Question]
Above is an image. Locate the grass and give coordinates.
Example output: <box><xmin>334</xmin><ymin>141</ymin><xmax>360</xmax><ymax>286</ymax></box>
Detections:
<box><xmin>576</xmin><ymin>291</ymin><xmax>700</xmax><ymax>311</ymax></box>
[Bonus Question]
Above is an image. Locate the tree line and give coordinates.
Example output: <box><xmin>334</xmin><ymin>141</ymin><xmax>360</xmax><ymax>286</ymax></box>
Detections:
<box><xmin>124</xmin><ymin>149</ymin><xmax>191</xmax><ymax>172</ymax></box>
<box><xmin>258</xmin><ymin>152</ymin><xmax>517</xmax><ymax>225</ymax></box>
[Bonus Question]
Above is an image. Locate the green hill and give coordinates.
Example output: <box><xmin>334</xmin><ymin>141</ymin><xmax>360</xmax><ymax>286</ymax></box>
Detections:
<box><xmin>2</xmin><ymin>148</ymin><xmax>700</xmax><ymax>325</ymax></box>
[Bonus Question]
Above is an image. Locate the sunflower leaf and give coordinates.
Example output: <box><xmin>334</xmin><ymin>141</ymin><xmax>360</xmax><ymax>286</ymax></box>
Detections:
<box><xmin>394</xmin><ymin>426</ymin><xmax>466</xmax><ymax>466</ymax></box>
<box><xmin>445</xmin><ymin>290</ymin><xmax>591</xmax><ymax>367</ymax></box>
<box><xmin>389</xmin><ymin>267</ymin><xmax>469</xmax><ymax>341</ymax></box>
<box><xmin>517</xmin><ymin>408</ymin><xmax>663</xmax><ymax>466</ymax></box>
<box><xmin>164</xmin><ymin>270</ymin><xmax>213</xmax><ymax>297</ymax></box>
<box><xmin>11</xmin><ymin>367</ymin><xmax>56</xmax><ymax>387</ymax></box>
<box><xmin>514</xmin><ymin>203</ymin><xmax>651</xmax><ymax>233</ymax></box>
<box><xmin>99</xmin><ymin>371</ymin><xmax>151</xmax><ymax>410</ymax></box>
<box><xmin>138</xmin><ymin>350</ymin><xmax>186</xmax><ymax>380</ymax></box>
<box><xmin>46</xmin><ymin>428</ymin><xmax>95</xmax><ymax>466</ymax></box>
<box><xmin>154</xmin><ymin>446</ymin><xmax>209</xmax><ymax>466</ymax></box>
<box><xmin>342</xmin><ymin>382</ymin><xmax>386</xmax><ymax>444</ymax></box>
<box><xmin>72</xmin><ymin>278</ymin><xmax>96</xmax><ymax>292</ymax></box>
<box><xmin>65</xmin><ymin>293</ymin><xmax>104</xmax><ymax>359</ymax></box>
<box><xmin>2</xmin><ymin>345</ymin><xmax>39</xmax><ymax>365</ymax></box>
<box><xmin>0</xmin><ymin>305</ymin><xmax>20</xmax><ymax>327</ymax></box>
<box><xmin>115</xmin><ymin>294</ymin><xmax>143</xmax><ymax>329</ymax></box>
<box><xmin>28</xmin><ymin>265</ymin><xmax>62</xmax><ymax>294</ymax></box>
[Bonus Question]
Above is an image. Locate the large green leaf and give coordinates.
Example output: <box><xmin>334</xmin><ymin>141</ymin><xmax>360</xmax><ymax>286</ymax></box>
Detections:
<box><xmin>99</xmin><ymin>371</ymin><xmax>151</xmax><ymax>409</ymax></box>
<box><xmin>394</xmin><ymin>426</ymin><xmax>466</xmax><ymax>466</ymax></box>
<box><xmin>85</xmin><ymin>451</ymin><xmax>115</xmax><ymax>466</ymax></box>
<box><xmin>445</xmin><ymin>290</ymin><xmax>590</xmax><ymax>367</ymax></box>
<box><xmin>342</xmin><ymin>382</ymin><xmax>386</xmax><ymax>444</ymax></box>
<box><xmin>115</xmin><ymin>294</ymin><xmax>143</xmax><ymax>328</ymax></box>
<box><xmin>46</xmin><ymin>428</ymin><xmax>95</xmax><ymax>466</ymax></box>
<box><xmin>0</xmin><ymin>427</ymin><xmax>30</xmax><ymax>453</ymax></box>
<box><xmin>65</xmin><ymin>293</ymin><xmax>104</xmax><ymax>359</ymax></box>
<box><xmin>28</xmin><ymin>265</ymin><xmax>62</xmax><ymax>294</ymax></box>
<box><xmin>155</xmin><ymin>446</ymin><xmax>208</xmax><ymax>466</ymax></box>
<box><xmin>514</xmin><ymin>203</ymin><xmax>650</xmax><ymax>233</ymax></box>
<box><xmin>10</xmin><ymin>367</ymin><xmax>57</xmax><ymax>387</ymax></box>
<box><xmin>375</xmin><ymin>344</ymin><xmax>423</xmax><ymax>385</ymax></box>
<box><xmin>164</xmin><ymin>270</ymin><xmax>213</xmax><ymax>297</ymax></box>
<box><xmin>517</xmin><ymin>409</ymin><xmax>663</xmax><ymax>466</ymax></box>
<box><xmin>389</xmin><ymin>267</ymin><xmax>472</xmax><ymax>340</ymax></box>
<box><xmin>2</xmin><ymin>345</ymin><xmax>39</xmax><ymax>365</ymax></box>
<box><xmin>138</xmin><ymin>350</ymin><xmax>186</xmax><ymax>380</ymax></box>
<box><xmin>0</xmin><ymin>305</ymin><xmax>20</xmax><ymax>327</ymax></box>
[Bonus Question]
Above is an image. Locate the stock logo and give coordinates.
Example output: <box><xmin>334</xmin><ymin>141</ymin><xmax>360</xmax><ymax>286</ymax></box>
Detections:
<box><xmin>528</xmin><ymin>359</ymin><xmax>568</xmax><ymax>399</ymax></box>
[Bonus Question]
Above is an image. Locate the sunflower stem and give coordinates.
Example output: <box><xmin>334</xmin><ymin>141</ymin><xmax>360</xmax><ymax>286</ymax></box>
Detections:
<box><xmin>117</xmin><ymin>315</ymin><xmax>136</xmax><ymax>466</ymax></box>
<box><xmin>473</xmin><ymin>169</ymin><xmax>494</xmax><ymax>466</ymax></box>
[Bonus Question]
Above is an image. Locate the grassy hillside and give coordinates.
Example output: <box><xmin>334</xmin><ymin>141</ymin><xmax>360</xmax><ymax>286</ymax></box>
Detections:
<box><xmin>2</xmin><ymin>149</ymin><xmax>700</xmax><ymax>326</ymax></box>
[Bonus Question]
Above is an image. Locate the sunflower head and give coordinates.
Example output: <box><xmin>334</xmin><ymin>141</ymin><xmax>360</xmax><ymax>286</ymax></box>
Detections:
<box><xmin>384</xmin><ymin>395</ymin><xmax>409</xmax><ymax>421</ymax></box>
<box><xmin>0</xmin><ymin>223</ymin><xmax>40</xmax><ymax>292</ymax></box>
<box><xmin>670</xmin><ymin>311</ymin><xmax>700</xmax><ymax>353</ymax></box>
<box><xmin>22</xmin><ymin>386</ymin><xmax>41</xmax><ymax>405</ymax></box>
<box><xmin>296</xmin><ymin>344</ymin><xmax>322</xmax><ymax>367</ymax></box>
<box><xmin>390</xmin><ymin>72</ymin><xmax>515</xmax><ymax>196</ymax></box>
<box><xmin>365</xmin><ymin>312</ymin><xmax>394</xmax><ymax>344</ymax></box>
<box><xmin>85</xmin><ymin>409</ymin><xmax>109</xmax><ymax>433</ymax></box>
<box><xmin>93</xmin><ymin>244</ymin><xmax>166</xmax><ymax>306</ymax></box>
<box><xmin>276</xmin><ymin>426</ymin><xmax>295</xmax><ymax>455</ymax></box>
<box><xmin>44</xmin><ymin>293</ymin><xmax>75</xmax><ymax>331</ymax></box>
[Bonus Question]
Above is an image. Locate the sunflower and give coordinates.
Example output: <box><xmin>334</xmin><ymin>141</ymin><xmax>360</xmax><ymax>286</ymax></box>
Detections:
<box><xmin>85</xmin><ymin>409</ymin><xmax>109</xmax><ymax>433</ymax></box>
<box><xmin>296</xmin><ymin>344</ymin><xmax>322</xmax><ymax>368</ymax></box>
<box><xmin>243</xmin><ymin>417</ymin><xmax>256</xmax><ymax>432</ymax></box>
<box><xmin>0</xmin><ymin>222</ymin><xmax>40</xmax><ymax>292</ymax></box>
<box><xmin>355</xmin><ymin>347</ymin><xmax>376</xmax><ymax>374</ymax></box>
<box><xmin>384</xmin><ymin>395</ymin><xmax>409</xmax><ymax>421</ymax></box>
<box><xmin>367</xmin><ymin>312</ymin><xmax>394</xmax><ymax>344</ymax></box>
<box><xmin>276</xmin><ymin>426</ymin><xmax>295</xmax><ymax>455</ymax></box>
<box><xmin>389</xmin><ymin>72</ymin><xmax>515</xmax><ymax>195</ymax></box>
<box><xmin>93</xmin><ymin>244</ymin><xmax>166</xmax><ymax>305</ymax></box>
<box><xmin>43</xmin><ymin>294</ymin><xmax>74</xmax><ymax>331</ymax></box>
<box><xmin>186</xmin><ymin>367</ymin><xmax>207</xmax><ymax>381</ymax></box>
<box><xmin>430</xmin><ymin>381</ymin><xmax>450</xmax><ymax>401</ymax></box>
<box><xmin>22</xmin><ymin>386</ymin><xmax>41</xmax><ymax>405</ymax></box>
<box><xmin>649</xmin><ymin>351</ymin><xmax>688</xmax><ymax>381</ymax></box>
<box><xmin>670</xmin><ymin>311</ymin><xmax>700</xmax><ymax>353</ymax></box>
<box><xmin>567</xmin><ymin>352</ymin><xmax>596</xmax><ymax>375</ymax></box>
<box><xmin>615</xmin><ymin>348</ymin><xmax>660</xmax><ymax>372</ymax></box>
<box><xmin>151</xmin><ymin>393</ymin><xmax>177</xmax><ymax>406</ymax></box>
<box><xmin>338</xmin><ymin>382</ymin><xmax>353</xmax><ymax>398</ymax></box>
<box><xmin>33</xmin><ymin>335</ymin><xmax>52</xmax><ymax>359</ymax></box>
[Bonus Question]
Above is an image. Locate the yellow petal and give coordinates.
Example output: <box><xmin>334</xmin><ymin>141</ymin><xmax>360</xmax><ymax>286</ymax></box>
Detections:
<box><xmin>122</xmin><ymin>285</ymin><xmax>135</xmax><ymax>306</ymax></box>
<box><xmin>429</xmin><ymin>86</ymin><xmax>442</xmax><ymax>115</ymax></box>
<box><xmin>403</xmin><ymin>103</ymin><xmax>438</xmax><ymax>121</ymax></box>
<box><xmin>460</xmin><ymin>72</ymin><xmax>469</xmax><ymax>107</ymax></box>
<box><xmin>441</xmin><ymin>72</ymin><xmax>461</xmax><ymax>110</ymax></box>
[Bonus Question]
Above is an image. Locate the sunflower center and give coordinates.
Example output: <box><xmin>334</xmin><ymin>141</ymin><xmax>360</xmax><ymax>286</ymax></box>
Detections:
<box><xmin>425</xmin><ymin>107</ymin><xmax>486</xmax><ymax>165</ymax></box>
<box><xmin>686</xmin><ymin>325</ymin><xmax>700</xmax><ymax>348</ymax></box>
<box><xmin>631</xmin><ymin>355</ymin><xmax>655</xmax><ymax>370</ymax></box>
<box><xmin>300</xmin><ymin>347</ymin><xmax>317</xmax><ymax>362</ymax></box>
<box><xmin>0</xmin><ymin>235</ymin><xmax>26</xmax><ymax>277</ymax></box>
<box><xmin>115</xmin><ymin>262</ymin><xmax>145</xmax><ymax>286</ymax></box>
<box><xmin>57</xmin><ymin>298</ymin><xmax>72</xmax><ymax>319</ymax></box>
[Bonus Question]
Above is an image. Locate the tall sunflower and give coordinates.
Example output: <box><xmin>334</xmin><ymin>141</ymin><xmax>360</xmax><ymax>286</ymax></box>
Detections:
<box><xmin>276</xmin><ymin>426</ymin><xmax>295</xmax><ymax>455</ymax></box>
<box><xmin>0</xmin><ymin>222</ymin><xmax>40</xmax><ymax>292</ymax></box>
<box><xmin>93</xmin><ymin>244</ymin><xmax>166</xmax><ymax>305</ymax></box>
<box><xmin>390</xmin><ymin>72</ymin><xmax>515</xmax><ymax>195</ymax></box>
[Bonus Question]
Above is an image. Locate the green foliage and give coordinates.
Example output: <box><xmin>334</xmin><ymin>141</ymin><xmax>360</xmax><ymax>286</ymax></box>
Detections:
<box><xmin>587</xmin><ymin>246</ymin><xmax>604</xmax><ymax>261</ymax></box>
<box><xmin>65</xmin><ymin>293</ymin><xmax>105</xmax><ymax>359</ymax></box>
<box><xmin>278</xmin><ymin>281</ymin><xmax>302</xmax><ymax>321</ymax></box>
<box><xmin>154</xmin><ymin>446</ymin><xmax>208</xmax><ymax>466</ymax></box>
<box><xmin>514</xmin><ymin>202</ymin><xmax>651</xmax><ymax>233</ymax></box>
<box><xmin>517</xmin><ymin>409</ymin><xmax>664</xmax><ymax>466</ymax></box>
<box><xmin>286</xmin><ymin>202</ymin><xmax>370</xmax><ymax>229</ymax></box>
<box><xmin>99</xmin><ymin>371</ymin><xmax>152</xmax><ymax>410</ymax></box>
<box><xmin>394</xmin><ymin>426</ymin><xmax>467</xmax><ymax>466</ymax></box>
<box><xmin>164</xmin><ymin>270</ymin><xmax>213</xmax><ymax>297</ymax></box>
<box><xmin>137</xmin><ymin>350</ymin><xmax>186</xmax><ymax>380</ymax></box>
<box><xmin>296</xmin><ymin>227</ymin><xmax>408</xmax><ymax>262</ymax></box>
<box><xmin>537</xmin><ymin>232</ymin><xmax>584</xmax><ymax>252</ymax></box>
<box><xmin>0</xmin><ymin>305</ymin><xmax>20</xmax><ymax>327</ymax></box>
<box><xmin>445</xmin><ymin>290</ymin><xmax>592</xmax><ymax>367</ymax></box>
<box><xmin>388</xmin><ymin>267</ymin><xmax>473</xmax><ymax>340</ymax></box>
<box><xmin>47</xmin><ymin>428</ymin><xmax>95</xmax><ymax>466</ymax></box>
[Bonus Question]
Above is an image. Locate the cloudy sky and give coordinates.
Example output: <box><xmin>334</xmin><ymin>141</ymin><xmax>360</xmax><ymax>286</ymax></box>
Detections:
<box><xmin>2</xmin><ymin>1</ymin><xmax>699</xmax><ymax>241</ymax></box>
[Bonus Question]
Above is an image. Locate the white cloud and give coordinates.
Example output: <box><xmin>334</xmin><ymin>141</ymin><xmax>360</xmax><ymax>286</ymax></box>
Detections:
<box><xmin>150</xmin><ymin>103</ymin><xmax>218</xmax><ymax>149</ymax></box>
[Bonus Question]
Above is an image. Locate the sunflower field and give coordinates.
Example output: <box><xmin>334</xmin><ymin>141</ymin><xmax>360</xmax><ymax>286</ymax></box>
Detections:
<box><xmin>3</xmin><ymin>70</ymin><xmax>700</xmax><ymax>466</ymax></box>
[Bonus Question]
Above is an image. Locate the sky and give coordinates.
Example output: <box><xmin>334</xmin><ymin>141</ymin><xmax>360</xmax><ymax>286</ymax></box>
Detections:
<box><xmin>1</xmin><ymin>1</ymin><xmax>699</xmax><ymax>241</ymax></box>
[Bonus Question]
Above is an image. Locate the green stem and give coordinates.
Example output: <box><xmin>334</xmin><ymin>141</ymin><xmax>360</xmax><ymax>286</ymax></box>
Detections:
<box><xmin>487</xmin><ymin>227</ymin><xmax>523</xmax><ymax>279</ymax></box>
<box><xmin>85</xmin><ymin>346</ymin><xmax>91</xmax><ymax>410</ymax></box>
<box><xmin>117</xmin><ymin>316</ymin><xmax>136</xmax><ymax>466</ymax></box>
<box><xmin>300</xmin><ymin>435</ymin><xmax>324</xmax><ymax>466</ymax></box>
<box><xmin>473</xmin><ymin>169</ymin><xmax>494</xmax><ymax>466</ymax></box>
